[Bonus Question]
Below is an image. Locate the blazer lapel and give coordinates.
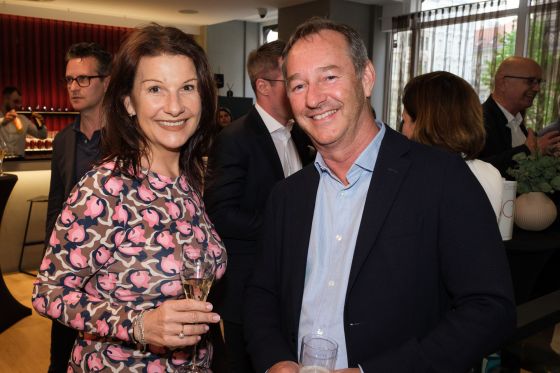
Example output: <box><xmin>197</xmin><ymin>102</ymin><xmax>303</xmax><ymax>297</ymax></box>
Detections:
<box><xmin>289</xmin><ymin>166</ymin><xmax>319</xmax><ymax>331</ymax></box>
<box><xmin>248</xmin><ymin>107</ymin><xmax>285</xmax><ymax>180</ymax></box>
<box><xmin>292</xmin><ymin>125</ymin><xmax>315</xmax><ymax>166</ymax></box>
<box><xmin>347</xmin><ymin>128</ymin><xmax>411</xmax><ymax>291</ymax></box>
<box><xmin>488</xmin><ymin>96</ymin><xmax>513</xmax><ymax>148</ymax></box>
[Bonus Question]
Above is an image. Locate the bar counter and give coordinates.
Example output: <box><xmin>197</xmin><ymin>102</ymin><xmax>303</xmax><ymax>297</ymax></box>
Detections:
<box><xmin>3</xmin><ymin>152</ymin><xmax>51</xmax><ymax>171</ymax></box>
<box><xmin>0</xmin><ymin>154</ymin><xmax>51</xmax><ymax>273</ymax></box>
<box><xmin>0</xmin><ymin>173</ymin><xmax>32</xmax><ymax>332</ymax></box>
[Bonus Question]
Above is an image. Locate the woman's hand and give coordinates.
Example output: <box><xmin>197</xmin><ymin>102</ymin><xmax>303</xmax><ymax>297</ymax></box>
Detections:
<box><xmin>142</xmin><ymin>299</ymin><xmax>221</xmax><ymax>348</ymax></box>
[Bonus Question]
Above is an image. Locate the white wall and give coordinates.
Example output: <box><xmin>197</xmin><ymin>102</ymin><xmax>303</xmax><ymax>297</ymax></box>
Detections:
<box><xmin>206</xmin><ymin>20</ymin><xmax>260</xmax><ymax>99</ymax></box>
<box><xmin>278</xmin><ymin>0</ymin><xmax>330</xmax><ymax>41</ymax></box>
<box><xmin>244</xmin><ymin>22</ymin><xmax>260</xmax><ymax>99</ymax></box>
<box><xmin>206</xmin><ymin>0</ymin><xmax>417</xmax><ymax>120</ymax></box>
<box><xmin>369</xmin><ymin>5</ymin><xmax>388</xmax><ymax>121</ymax></box>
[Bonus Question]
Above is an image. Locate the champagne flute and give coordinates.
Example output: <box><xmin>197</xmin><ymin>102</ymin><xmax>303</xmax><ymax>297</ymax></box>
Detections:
<box><xmin>179</xmin><ymin>251</ymin><xmax>217</xmax><ymax>373</ymax></box>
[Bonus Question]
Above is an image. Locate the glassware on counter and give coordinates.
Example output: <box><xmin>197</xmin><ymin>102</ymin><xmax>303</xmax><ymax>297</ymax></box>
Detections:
<box><xmin>0</xmin><ymin>134</ymin><xmax>8</xmax><ymax>175</ymax></box>
<box><xmin>25</xmin><ymin>136</ymin><xmax>54</xmax><ymax>152</ymax></box>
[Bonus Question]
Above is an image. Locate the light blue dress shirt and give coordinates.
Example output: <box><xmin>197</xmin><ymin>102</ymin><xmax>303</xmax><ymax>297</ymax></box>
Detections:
<box><xmin>298</xmin><ymin>121</ymin><xmax>385</xmax><ymax>369</ymax></box>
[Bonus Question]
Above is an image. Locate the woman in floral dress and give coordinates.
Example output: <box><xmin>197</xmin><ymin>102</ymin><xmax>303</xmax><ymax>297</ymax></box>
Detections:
<box><xmin>33</xmin><ymin>24</ymin><xmax>227</xmax><ymax>372</ymax></box>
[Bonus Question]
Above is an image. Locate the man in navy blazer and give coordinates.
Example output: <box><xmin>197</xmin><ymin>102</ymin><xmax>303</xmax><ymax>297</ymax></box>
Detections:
<box><xmin>204</xmin><ymin>40</ymin><xmax>313</xmax><ymax>373</ymax></box>
<box><xmin>244</xmin><ymin>18</ymin><xmax>516</xmax><ymax>373</ymax></box>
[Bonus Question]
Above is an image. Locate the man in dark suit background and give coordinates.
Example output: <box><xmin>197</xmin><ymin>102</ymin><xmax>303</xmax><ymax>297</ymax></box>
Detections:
<box><xmin>46</xmin><ymin>42</ymin><xmax>111</xmax><ymax>373</ymax></box>
<box><xmin>244</xmin><ymin>18</ymin><xmax>515</xmax><ymax>373</ymax></box>
<box><xmin>204</xmin><ymin>40</ymin><xmax>313</xmax><ymax>373</ymax></box>
<box><xmin>479</xmin><ymin>56</ymin><xmax>560</xmax><ymax>176</ymax></box>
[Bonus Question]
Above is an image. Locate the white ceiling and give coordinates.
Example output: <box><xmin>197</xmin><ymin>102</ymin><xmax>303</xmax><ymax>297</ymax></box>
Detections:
<box><xmin>1</xmin><ymin>0</ymin><xmax>389</xmax><ymax>35</ymax></box>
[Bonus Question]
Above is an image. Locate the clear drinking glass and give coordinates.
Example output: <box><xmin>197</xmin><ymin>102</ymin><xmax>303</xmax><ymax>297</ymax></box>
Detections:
<box><xmin>178</xmin><ymin>252</ymin><xmax>217</xmax><ymax>373</ymax></box>
<box><xmin>299</xmin><ymin>334</ymin><xmax>338</xmax><ymax>373</ymax></box>
<box><xmin>0</xmin><ymin>134</ymin><xmax>8</xmax><ymax>175</ymax></box>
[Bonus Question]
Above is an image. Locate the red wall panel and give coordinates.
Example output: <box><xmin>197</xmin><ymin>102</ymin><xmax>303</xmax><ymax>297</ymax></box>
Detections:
<box><xmin>0</xmin><ymin>14</ymin><xmax>130</xmax><ymax>131</ymax></box>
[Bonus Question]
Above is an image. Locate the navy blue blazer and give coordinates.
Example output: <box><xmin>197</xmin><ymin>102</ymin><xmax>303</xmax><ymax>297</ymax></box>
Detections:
<box><xmin>204</xmin><ymin>106</ymin><xmax>314</xmax><ymax>323</ymax></box>
<box><xmin>245</xmin><ymin>125</ymin><xmax>515</xmax><ymax>373</ymax></box>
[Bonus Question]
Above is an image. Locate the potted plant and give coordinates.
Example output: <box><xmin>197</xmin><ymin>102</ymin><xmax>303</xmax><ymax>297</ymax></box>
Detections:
<box><xmin>507</xmin><ymin>152</ymin><xmax>560</xmax><ymax>231</ymax></box>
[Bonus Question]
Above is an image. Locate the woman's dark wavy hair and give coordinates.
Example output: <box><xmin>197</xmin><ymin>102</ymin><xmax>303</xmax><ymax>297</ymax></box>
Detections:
<box><xmin>101</xmin><ymin>23</ymin><xmax>217</xmax><ymax>193</ymax></box>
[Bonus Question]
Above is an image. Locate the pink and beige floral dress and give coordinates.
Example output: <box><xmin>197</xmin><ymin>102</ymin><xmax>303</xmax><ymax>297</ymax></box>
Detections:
<box><xmin>32</xmin><ymin>162</ymin><xmax>227</xmax><ymax>372</ymax></box>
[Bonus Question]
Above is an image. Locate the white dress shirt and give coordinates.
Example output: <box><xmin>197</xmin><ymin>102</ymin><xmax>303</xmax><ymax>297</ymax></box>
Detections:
<box><xmin>496</xmin><ymin>102</ymin><xmax>526</xmax><ymax>147</ymax></box>
<box><xmin>255</xmin><ymin>103</ymin><xmax>302</xmax><ymax>177</ymax></box>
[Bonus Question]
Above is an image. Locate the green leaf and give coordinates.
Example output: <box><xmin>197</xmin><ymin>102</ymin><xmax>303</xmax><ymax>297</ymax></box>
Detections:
<box><xmin>507</xmin><ymin>153</ymin><xmax>560</xmax><ymax>193</ymax></box>
<box><xmin>538</xmin><ymin>182</ymin><xmax>553</xmax><ymax>193</ymax></box>
<box><xmin>551</xmin><ymin>175</ymin><xmax>560</xmax><ymax>191</ymax></box>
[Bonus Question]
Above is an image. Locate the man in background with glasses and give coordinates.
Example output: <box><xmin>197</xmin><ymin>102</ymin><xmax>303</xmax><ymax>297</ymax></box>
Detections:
<box><xmin>480</xmin><ymin>56</ymin><xmax>560</xmax><ymax>176</ymax></box>
<box><xmin>204</xmin><ymin>40</ymin><xmax>313</xmax><ymax>373</ymax></box>
<box><xmin>0</xmin><ymin>86</ymin><xmax>47</xmax><ymax>156</ymax></box>
<box><xmin>45</xmin><ymin>41</ymin><xmax>111</xmax><ymax>373</ymax></box>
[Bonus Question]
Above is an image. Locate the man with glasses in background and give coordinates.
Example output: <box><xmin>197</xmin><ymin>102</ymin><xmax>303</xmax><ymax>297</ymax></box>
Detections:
<box><xmin>204</xmin><ymin>40</ymin><xmax>313</xmax><ymax>373</ymax></box>
<box><xmin>45</xmin><ymin>42</ymin><xmax>111</xmax><ymax>373</ymax></box>
<box><xmin>480</xmin><ymin>56</ymin><xmax>560</xmax><ymax>176</ymax></box>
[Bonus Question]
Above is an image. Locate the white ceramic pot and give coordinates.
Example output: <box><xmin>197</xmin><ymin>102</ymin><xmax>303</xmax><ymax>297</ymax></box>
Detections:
<box><xmin>514</xmin><ymin>192</ymin><xmax>558</xmax><ymax>231</ymax></box>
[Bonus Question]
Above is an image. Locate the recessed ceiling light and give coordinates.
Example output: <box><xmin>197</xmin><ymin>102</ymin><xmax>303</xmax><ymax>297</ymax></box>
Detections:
<box><xmin>16</xmin><ymin>0</ymin><xmax>55</xmax><ymax>2</ymax></box>
<box><xmin>178</xmin><ymin>9</ymin><xmax>199</xmax><ymax>15</ymax></box>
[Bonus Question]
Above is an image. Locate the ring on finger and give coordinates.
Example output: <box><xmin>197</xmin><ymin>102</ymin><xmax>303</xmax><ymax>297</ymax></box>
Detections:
<box><xmin>178</xmin><ymin>324</ymin><xmax>186</xmax><ymax>339</ymax></box>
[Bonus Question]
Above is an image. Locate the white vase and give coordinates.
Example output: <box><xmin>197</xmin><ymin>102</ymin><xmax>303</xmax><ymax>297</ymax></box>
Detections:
<box><xmin>514</xmin><ymin>192</ymin><xmax>558</xmax><ymax>231</ymax></box>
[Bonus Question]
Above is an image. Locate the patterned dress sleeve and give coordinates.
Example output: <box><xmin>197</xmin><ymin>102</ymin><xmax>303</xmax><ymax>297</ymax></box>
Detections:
<box><xmin>32</xmin><ymin>164</ymin><xmax>137</xmax><ymax>343</ymax></box>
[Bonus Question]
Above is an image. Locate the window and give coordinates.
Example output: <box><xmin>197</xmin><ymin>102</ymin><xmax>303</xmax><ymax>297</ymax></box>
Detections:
<box><xmin>387</xmin><ymin>0</ymin><xmax>559</xmax><ymax>130</ymax></box>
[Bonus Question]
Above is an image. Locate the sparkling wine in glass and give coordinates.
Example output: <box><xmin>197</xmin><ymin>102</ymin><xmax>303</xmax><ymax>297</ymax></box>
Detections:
<box><xmin>183</xmin><ymin>276</ymin><xmax>213</xmax><ymax>302</ymax></box>
<box><xmin>179</xmin><ymin>252</ymin><xmax>217</xmax><ymax>373</ymax></box>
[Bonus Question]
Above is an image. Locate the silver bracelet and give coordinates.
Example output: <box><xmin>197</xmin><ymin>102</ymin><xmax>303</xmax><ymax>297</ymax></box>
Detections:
<box><xmin>133</xmin><ymin>310</ymin><xmax>147</xmax><ymax>348</ymax></box>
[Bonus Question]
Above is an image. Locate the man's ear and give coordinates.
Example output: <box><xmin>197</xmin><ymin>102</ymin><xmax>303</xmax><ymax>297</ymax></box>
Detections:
<box><xmin>361</xmin><ymin>61</ymin><xmax>376</xmax><ymax>97</ymax></box>
<box><xmin>494</xmin><ymin>75</ymin><xmax>507</xmax><ymax>95</ymax></box>
<box><xmin>123</xmin><ymin>96</ymin><xmax>136</xmax><ymax>117</ymax></box>
<box><xmin>255</xmin><ymin>78</ymin><xmax>270</xmax><ymax>97</ymax></box>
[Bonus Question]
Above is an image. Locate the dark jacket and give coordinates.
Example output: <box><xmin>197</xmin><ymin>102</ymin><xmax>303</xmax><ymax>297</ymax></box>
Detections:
<box><xmin>479</xmin><ymin>95</ymin><xmax>530</xmax><ymax>177</ymax></box>
<box><xmin>245</xmin><ymin>126</ymin><xmax>516</xmax><ymax>373</ymax></box>
<box><xmin>204</xmin><ymin>106</ymin><xmax>314</xmax><ymax>323</ymax></box>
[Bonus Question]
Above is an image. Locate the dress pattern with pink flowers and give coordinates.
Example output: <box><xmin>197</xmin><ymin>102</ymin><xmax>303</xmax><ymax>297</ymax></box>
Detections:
<box><xmin>32</xmin><ymin>162</ymin><xmax>227</xmax><ymax>372</ymax></box>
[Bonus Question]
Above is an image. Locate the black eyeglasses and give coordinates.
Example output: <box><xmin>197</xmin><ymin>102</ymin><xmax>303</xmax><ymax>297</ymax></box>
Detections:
<box><xmin>503</xmin><ymin>75</ymin><xmax>544</xmax><ymax>86</ymax></box>
<box><xmin>64</xmin><ymin>75</ymin><xmax>106</xmax><ymax>87</ymax></box>
<box><xmin>261</xmin><ymin>78</ymin><xmax>285</xmax><ymax>84</ymax></box>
